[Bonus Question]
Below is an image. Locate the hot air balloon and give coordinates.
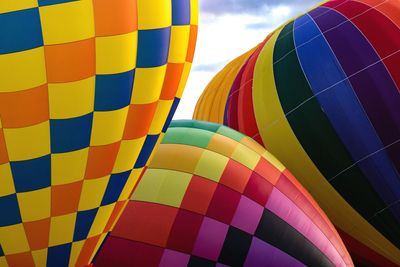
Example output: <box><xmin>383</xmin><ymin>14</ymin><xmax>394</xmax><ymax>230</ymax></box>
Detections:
<box><xmin>194</xmin><ymin>0</ymin><xmax>400</xmax><ymax>265</ymax></box>
<box><xmin>93</xmin><ymin>120</ymin><xmax>353</xmax><ymax>267</ymax></box>
<box><xmin>0</xmin><ymin>1</ymin><xmax>198</xmax><ymax>266</ymax></box>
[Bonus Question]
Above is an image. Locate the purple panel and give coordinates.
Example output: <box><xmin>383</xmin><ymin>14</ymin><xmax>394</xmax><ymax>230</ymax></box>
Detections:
<box><xmin>159</xmin><ymin>249</ymin><xmax>190</xmax><ymax>267</ymax></box>
<box><xmin>244</xmin><ymin>237</ymin><xmax>306</xmax><ymax>267</ymax></box>
<box><xmin>231</xmin><ymin>196</ymin><xmax>264</xmax><ymax>234</ymax></box>
<box><xmin>310</xmin><ymin>6</ymin><xmax>400</xmax><ymax>173</ymax></box>
<box><xmin>192</xmin><ymin>217</ymin><xmax>229</xmax><ymax>261</ymax></box>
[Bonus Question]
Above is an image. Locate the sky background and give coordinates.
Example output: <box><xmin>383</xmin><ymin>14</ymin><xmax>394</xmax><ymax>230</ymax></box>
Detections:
<box><xmin>174</xmin><ymin>0</ymin><xmax>321</xmax><ymax>119</ymax></box>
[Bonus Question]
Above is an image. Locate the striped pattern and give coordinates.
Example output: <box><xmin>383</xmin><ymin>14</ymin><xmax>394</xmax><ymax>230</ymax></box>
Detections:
<box><xmin>193</xmin><ymin>0</ymin><xmax>400</xmax><ymax>265</ymax></box>
<box><xmin>0</xmin><ymin>1</ymin><xmax>198</xmax><ymax>266</ymax></box>
<box><xmin>93</xmin><ymin>120</ymin><xmax>353</xmax><ymax>267</ymax></box>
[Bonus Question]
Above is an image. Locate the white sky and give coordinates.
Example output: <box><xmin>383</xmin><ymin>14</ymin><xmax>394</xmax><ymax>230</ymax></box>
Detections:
<box><xmin>173</xmin><ymin>0</ymin><xmax>321</xmax><ymax>119</ymax></box>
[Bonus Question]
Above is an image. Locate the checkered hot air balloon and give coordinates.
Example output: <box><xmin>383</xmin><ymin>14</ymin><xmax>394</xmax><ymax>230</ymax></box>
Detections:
<box><xmin>0</xmin><ymin>1</ymin><xmax>198</xmax><ymax>266</ymax></box>
<box><xmin>93</xmin><ymin>120</ymin><xmax>353</xmax><ymax>267</ymax></box>
<box><xmin>193</xmin><ymin>0</ymin><xmax>400</xmax><ymax>265</ymax></box>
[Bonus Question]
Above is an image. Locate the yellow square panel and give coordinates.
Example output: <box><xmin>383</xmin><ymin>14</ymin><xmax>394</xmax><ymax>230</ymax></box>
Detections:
<box><xmin>0</xmin><ymin>257</ymin><xmax>7</xmax><ymax>266</ymax></box>
<box><xmin>133</xmin><ymin>168</ymin><xmax>191</xmax><ymax>207</ymax></box>
<box><xmin>0</xmin><ymin>47</ymin><xmax>46</xmax><ymax>93</ymax></box>
<box><xmin>131</xmin><ymin>65</ymin><xmax>167</xmax><ymax>104</ymax></box>
<box><xmin>69</xmin><ymin>240</ymin><xmax>84</xmax><ymax>267</ymax></box>
<box><xmin>0</xmin><ymin>163</ymin><xmax>16</xmax><ymax>197</ymax></box>
<box><xmin>78</xmin><ymin>176</ymin><xmax>109</xmax><ymax>211</ymax></box>
<box><xmin>176</xmin><ymin>62</ymin><xmax>192</xmax><ymax>98</ymax></box>
<box><xmin>90</xmin><ymin>107</ymin><xmax>129</xmax><ymax>146</ymax></box>
<box><xmin>194</xmin><ymin>150</ymin><xmax>229</xmax><ymax>182</ymax></box>
<box><xmin>0</xmin><ymin>0</ymin><xmax>38</xmax><ymax>13</ymax></box>
<box><xmin>48</xmin><ymin>77</ymin><xmax>95</xmax><ymax>119</ymax></box>
<box><xmin>49</xmin><ymin>213</ymin><xmax>76</xmax><ymax>247</ymax></box>
<box><xmin>112</xmin><ymin>138</ymin><xmax>145</xmax><ymax>173</ymax></box>
<box><xmin>137</xmin><ymin>0</ymin><xmax>171</xmax><ymax>30</ymax></box>
<box><xmin>168</xmin><ymin>26</ymin><xmax>190</xmax><ymax>63</ymax></box>
<box><xmin>148</xmin><ymin>100</ymin><xmax>173</xmax><ymax>135</ymax></box>
<box><xmin>119</xmin><ymin>169</ymin><xmax>143</xmax><ymax>201</ymax></box>
<box><xmin>51</xmin><ymin>148</ymin><xmax>89</xmax><ymax>185</ymax></box>
<box><xmin>4</xmin><ymin>121</ymin><xmax>50</xmax><ymax>161</ymax></box>
<box><xmin>39</xmin><ymin>0</ymin><xmax>95</xmax><ymax>45</ymax></box>
<box><xmin>132</xmin><ymin>169</ymin><xmax>164</xmax><ymax>203</ymax></box>
<box><xmin>87</xmin><ymin>204</ymin><xmax>114</xmax><ymax>237</ymax></box>
<box><xmin>190</xmin><ymin>0</ymin><xmax>199</xmax><ymax>25</ymax></box>
<box><xmin>17</xmin><ymin>188</ymin><xmax>51</xmax><ymax>222</ymax></box>
<box><xmin>96</xmin><ymin>32</ymin><xmax>137</xmax><ymax>74</ymax></box>
<box><xmin>232</xmin><ymin>143</ymin><xmax>261</xmax><ymax>170</ymax></box>
<box><xmin>32</xmin><ymin>248</ymin><xmax>47</xmax><ymax>267</ymax></box>
<box><xmin>0</xmin><ymin>224</ymin><xmax>30</xmax><ymax>254</ymax></box>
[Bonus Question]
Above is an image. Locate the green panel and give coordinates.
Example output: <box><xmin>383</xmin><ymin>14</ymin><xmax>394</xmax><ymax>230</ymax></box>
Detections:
<box><xmin>217</xmin><ymin>126</ymin><xmax>245</xmax><ymax>142</ymax></box>
<box><xmin>162</xmin><ymin>127</ymin><xmax>214</xmax><ymax>148</ymax></box>
<box><xmin>170</xmin><ymin>120</ymin><xmax>221</xmax><ymax>133</ymax></box>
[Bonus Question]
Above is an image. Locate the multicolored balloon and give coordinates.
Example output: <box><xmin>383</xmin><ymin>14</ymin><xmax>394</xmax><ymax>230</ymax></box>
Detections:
<box><xmin>93</xmin><ymin>120</ymin><xmax>353</xmax><ymax>267</ymax></box>
<box><xmin>194</xmin><ymin>0</ymin><xmax>400</xmax><ymax>265</ymax></box>
<box><xmin>0</xmin><ymin>1</ymin><xmax>197</xmax><ymax>266</ymax></box>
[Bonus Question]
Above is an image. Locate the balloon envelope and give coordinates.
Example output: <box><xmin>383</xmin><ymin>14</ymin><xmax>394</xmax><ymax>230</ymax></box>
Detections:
<box><xmin>94</xmin><ymin>120</ymin><xmax>353</xmax><ymax>267</ymax></box>
<box><xmin>194</xmin><ymin>0</ymin><xmax>400</xmax><ymax>265</ymax></box>
<box><xmin>0</xmin><ymin>1</ymin><xmax>198</xmax><ymax>266</ymax></box>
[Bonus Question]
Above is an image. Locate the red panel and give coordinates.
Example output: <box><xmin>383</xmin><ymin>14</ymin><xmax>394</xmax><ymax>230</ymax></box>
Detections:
<box><xmin>237</xmin><ymin>41</ymin><xmax>266</xmax><ymax>146</ymax></box>
<box><xmin>112</xmin><ymin>201</ymin><xmax>178</xmax><ymax>247</ymax></box>
<box><xmin>206</xmin><ymin>184</ymin><xmax>241</xmax><ymax>224</ymax></box>
<box><xmin>244</xmin><ymin>172</ymin><xmax>273</xmax><ymax>206</ymax></box>
<box><xmin>337</xmin><ymin>228</ymin><xmax>399</xmax><ymax>267</ymax></box>
<box><xmin>167</xmin><ymin>209</ymin><xmax>204</xmax><ymax>253</ymax></box>
<box><xmin>94</xmin><ymin>237</ymin><xmax>164</xmax><ymax>267</ymax></box>
<box><xmin>219</xmin><ymin>159</ymin><xmax>252</xmax><ymax>193</ymax></box>
<box><xmin>330</xmin><ymin>1</ymin><xmax>400</xmax><ymax>92</ymax></box>
<box><xmin>181</xmin><ymin>175</ymin><xmax>217</xmax><ymax>215</ymax></box>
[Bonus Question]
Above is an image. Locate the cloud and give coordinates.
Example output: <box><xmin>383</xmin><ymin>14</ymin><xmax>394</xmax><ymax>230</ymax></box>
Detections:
<box><xmin>193</xmin><ymin>63</ymin><xmax>224</xmax><ymax>72</ymax></box>
<box><xmin>200</xmin><ymin>0</ymin><xmax>319</xmax><ymax>15</ymax></box>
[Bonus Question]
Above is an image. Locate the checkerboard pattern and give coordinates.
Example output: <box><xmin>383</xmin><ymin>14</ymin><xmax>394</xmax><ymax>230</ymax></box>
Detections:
<box><xmin>0</xmin><ymin>1</ymin><xmax>198</xmax><ymax>266</ymax></box>
<box><xmin>93</xmin><ymin>120</ymin><xmax>353</xmax><ymax>267</ymax></box>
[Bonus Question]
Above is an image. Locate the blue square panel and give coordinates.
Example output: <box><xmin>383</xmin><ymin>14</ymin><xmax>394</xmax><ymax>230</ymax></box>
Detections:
<box><xmin>172</xmin><ymin>0</ymin><xmax>191</xmax><ymax>25</ymax></box>
<box><xmin>0</xmin><ymin>8</ymin><xmax>43</xmax><ymax>54</ymax></box>
<box><xmin>38</xmin><ymin>0</ymin><xmax>78</xmax><ymax>6</ymax></box>
<box><xmin>73</xmin><ymin>208</ymin><xmax>98</xmax><ymax>241</ymax></box>
<box><xmin>47</xmin><ymin>243</ymin><xmax>72</xmax><ymax>267</ymax></box>
<box><xmin>94</xmin><ymin>70</ymin><xmax>134</xmax><ymax>111</ymax></box>
<box><xmin>137</xmin><ymin>27</ymin><xmax>171</xmax><ymax>68</ymax></box>
<box><xmin>50</xmin><ymin>113</ymin><xmax>93</xmax><ymax>153</ymax></box>
<box><xmin>162</xmin><ymin>97</ymin><xmax>180</xmax><ymax>133</ymax></box>
<box><xmin>0</xmin><ymin>194</ymin><xmax>22</xmax><ymax>226</ymax></box>
<box><xmin>134</xmin><ymin>135</ymin><xmax>160</xmax><ymax>168</ymax></box>
<box><xmin>10</xmin><ymin>155</ymin><xmax>51</xmax><ymax>193</ymax></box>
<box><xmin>101</xmin><ymin>171</ymin><xmax>131</xmax><ymax>206</ymax></box>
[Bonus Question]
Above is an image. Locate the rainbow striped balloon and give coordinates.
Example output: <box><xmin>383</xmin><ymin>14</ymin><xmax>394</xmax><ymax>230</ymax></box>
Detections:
<box><xmin>0</xmin><ymin>1</ymin><xmax>197</xmax><ymax>266</ymax></box>
<box><xmin>194</xmin><ymin>0</ymin><xmax>400</xmax><ymax>265</ymax></box>
<box><xmin>94</xmin><ymin>120</ymin><xmax>353</xmax><ymax>267</ymax></box>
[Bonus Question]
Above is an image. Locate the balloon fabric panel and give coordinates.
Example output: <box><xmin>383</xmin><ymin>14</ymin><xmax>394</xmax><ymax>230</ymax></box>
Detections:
<box><xmin>193</xmin><ymin>0</ymin><xmax>400</xmax><ymax>265</ymax></box>
<box><xmin>93</xmin><ymin>120</ymin><xmax>353</xmax><ymax>267</ymax></box>
<box><xmin>0</xmin><ymin>0</ymin><xmax>198</xmax><ymax>266</ymax></box>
